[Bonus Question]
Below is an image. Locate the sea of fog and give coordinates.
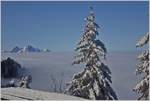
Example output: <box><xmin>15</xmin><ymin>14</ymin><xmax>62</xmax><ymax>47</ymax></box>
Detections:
<box><xmin>1</xmin><ymin>51</ymin><xmax>139</xmax><ymax>100</ymax></box>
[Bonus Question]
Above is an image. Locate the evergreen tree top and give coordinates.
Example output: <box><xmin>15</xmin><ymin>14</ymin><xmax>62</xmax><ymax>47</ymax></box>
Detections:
<box><xmin>89</xmin><ymin>6</ymin><xmax>94</xmax><ymax>14</ymax></box>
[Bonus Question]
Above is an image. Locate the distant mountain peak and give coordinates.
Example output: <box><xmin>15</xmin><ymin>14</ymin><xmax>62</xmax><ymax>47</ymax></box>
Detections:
<box><xmin>8</xmin><ymin>45</ymin><xmax>50</xmax><ymax>53</ymax></box>
<box><xmin>19</xmin><ymin>45</ymin><xmax>41</xmax><ymax>53</ymax></box>
<box><xmin>11</xmin><ymin>46</ymin><xmax>22</xmax><ymax>53</ymax></box>
<box><xmin>43</xmin><ymin>49</ymin><xmax>51</xmax><ymax>52</ymax></box>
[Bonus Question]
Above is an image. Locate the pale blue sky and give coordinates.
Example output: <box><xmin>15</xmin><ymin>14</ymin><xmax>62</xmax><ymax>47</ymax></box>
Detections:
<box><xmin>1</xmin><ymin>1</ymin><xmax>149</xmax><ymax>52</ymax></box>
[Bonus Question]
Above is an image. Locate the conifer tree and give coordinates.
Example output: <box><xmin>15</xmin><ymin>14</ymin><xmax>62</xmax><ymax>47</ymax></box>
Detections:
<box><xmin>65</xmin><ymin>7</ymin><xmax>118</xmax><ymax>100</ymax></box>
<box><xmin>133</xmin><ymin>33</ymin><xmax>149</xmax><ymax>100</ymax></box>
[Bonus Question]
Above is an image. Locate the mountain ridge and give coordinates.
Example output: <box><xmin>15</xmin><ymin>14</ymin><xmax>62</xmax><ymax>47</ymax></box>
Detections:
<box><xmin>4</xmin><ymin>45</ymin><xmax>50</xmax><ymax>53</ymax></box>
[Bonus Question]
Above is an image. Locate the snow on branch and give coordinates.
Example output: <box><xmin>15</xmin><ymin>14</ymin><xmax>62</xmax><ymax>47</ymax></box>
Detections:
<box><xmin>136</xmin><ymin>33</ymin><xmax>149</xmax><ymax>47</ymax></box>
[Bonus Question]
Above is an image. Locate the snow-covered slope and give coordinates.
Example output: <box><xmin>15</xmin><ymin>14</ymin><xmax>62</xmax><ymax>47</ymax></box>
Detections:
<box><xmin>1</xmin><ymin>87</ymin><xmax>85</xmax><ymax>100</ymax></box>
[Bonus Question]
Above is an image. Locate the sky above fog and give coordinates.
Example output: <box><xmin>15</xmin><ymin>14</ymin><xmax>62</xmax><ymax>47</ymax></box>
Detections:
<box><xmin>1</xmin><ymin>1</ymin><xmax>149</xmax><ymax>51</ymax></box>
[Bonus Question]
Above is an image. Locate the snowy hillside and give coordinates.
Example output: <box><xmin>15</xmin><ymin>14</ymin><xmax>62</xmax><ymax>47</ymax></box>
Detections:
<box><xmin>1</xmin><ymin>87</ymin><xmax>85</xmax><ymax>100</ymax></box>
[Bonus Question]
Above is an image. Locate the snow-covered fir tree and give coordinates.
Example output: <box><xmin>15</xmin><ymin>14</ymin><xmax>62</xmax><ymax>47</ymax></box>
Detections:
<box><xmin>65</xmin><ymin>7</ymin><xmax>118</xmax><ymax>100</ymax></box>
<box><xmin>133</xmin><ymin>33</ymin><xmax>149</xmax><ymax>100</ymax></box>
